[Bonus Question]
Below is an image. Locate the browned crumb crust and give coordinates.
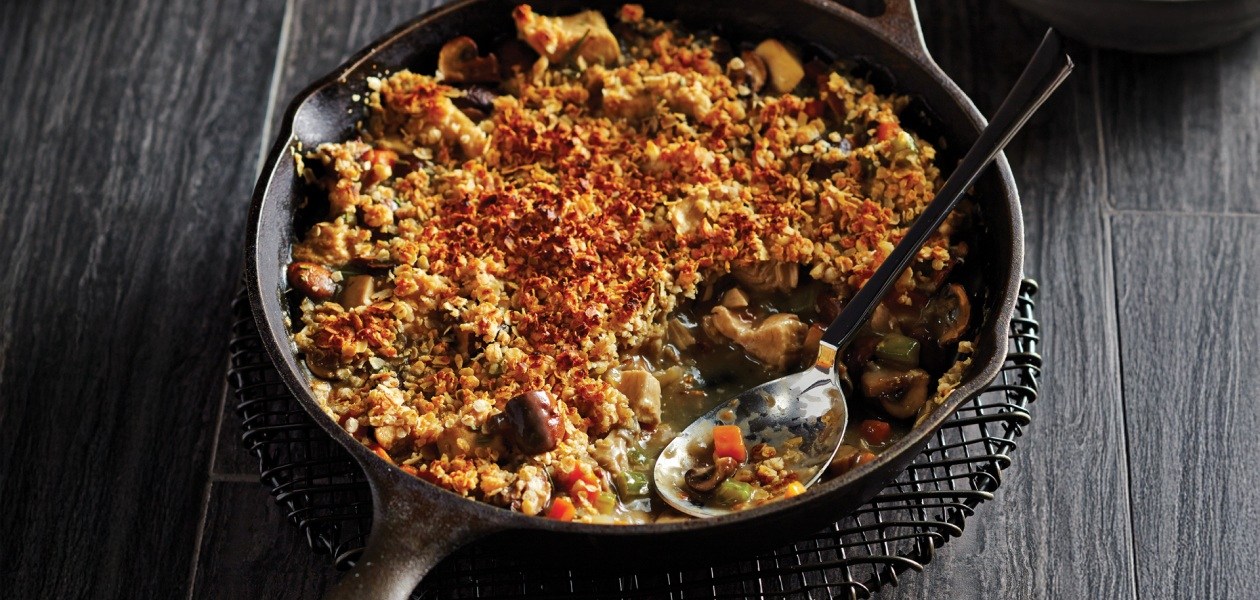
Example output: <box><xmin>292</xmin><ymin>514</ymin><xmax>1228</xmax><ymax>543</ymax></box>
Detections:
<box><xmin>290</xmin><ymin>5</ymin><xmax>964</xmax><ymax>521</ymax></box>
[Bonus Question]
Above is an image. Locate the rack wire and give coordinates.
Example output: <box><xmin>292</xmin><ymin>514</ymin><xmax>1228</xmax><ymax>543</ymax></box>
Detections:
<box><xmin>227</xmin><ymin>279</ymin><xmax>1040</xmax><ymax>599</ymax></box>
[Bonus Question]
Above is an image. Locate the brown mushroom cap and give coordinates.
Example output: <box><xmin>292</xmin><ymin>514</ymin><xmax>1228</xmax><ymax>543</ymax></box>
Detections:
<box><xmin>683</xmin><ymin>456</ymin><xmax>739</xmax><ymax>493</ymax></box>
<box><xmin>287</xmin><ymin>261</ymin><xmax>336</xmax><ymax>301</ymax></box>
<box><xmin>438</xmin><ymin>36</ymin><xmax>500</xmax><ymax>84</ymax></box>
<box><xmin>926</xmin><ymin>283</ymin><xmax>972</xmax><ymax>344</ymax></box>
<box><xmin>728</xmin><ymin>51</ymin><xmax>767</xmax><ymax>94</ymax></box>
<box><xmin>494</xmin><ymin>390</ymin><xmax>564</xmax><ymax>455</ymax></box>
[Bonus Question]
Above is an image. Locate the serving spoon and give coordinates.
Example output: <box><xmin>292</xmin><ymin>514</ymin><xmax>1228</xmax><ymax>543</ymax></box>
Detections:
<box><xmin>655</xmin><ymin>30</ymin><xmax>1073</xmax><ymax>518</ymax></box>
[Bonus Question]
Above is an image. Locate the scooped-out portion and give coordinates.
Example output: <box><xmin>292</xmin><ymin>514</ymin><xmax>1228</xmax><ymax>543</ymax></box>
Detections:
<box><xmin>286</xmin><ymin>4</ymin><xmax>975</xmax><ymax>524</ymax></box>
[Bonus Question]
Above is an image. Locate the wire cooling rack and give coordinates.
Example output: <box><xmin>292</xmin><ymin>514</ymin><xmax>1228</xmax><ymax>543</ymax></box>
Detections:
<box><xmin>227</xmin><ymin>279</ymin><xmax>1040</xmax><ymax>599</ymax></box>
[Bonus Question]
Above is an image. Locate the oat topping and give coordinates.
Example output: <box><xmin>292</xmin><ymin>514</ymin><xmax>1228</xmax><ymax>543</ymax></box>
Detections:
<box><xmin>288</xmin><ymin>5</ymin><xmax>967</xmax><ymax>522</ymax></box>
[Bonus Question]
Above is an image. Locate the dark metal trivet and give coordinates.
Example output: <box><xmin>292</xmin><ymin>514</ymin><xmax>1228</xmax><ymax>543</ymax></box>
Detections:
<box><xmin>227</xmin><ymin>279</ymin><xmax>1040</xmax><ymax>599</ymax></box>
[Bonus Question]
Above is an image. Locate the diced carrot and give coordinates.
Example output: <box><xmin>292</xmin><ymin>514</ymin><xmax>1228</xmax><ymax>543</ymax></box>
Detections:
<box><xmin>557</xmin><ymin>465</ymin><xmax>600</xmax><ymax>503</ymax></box>
<box><xmin>371</xmin><ymin>444</ymin><xmax>394</xmax><ymax>464</ymax></box>
<box><xmin>876</xmin><ymin>121</ymin><xmax>897</xmax><ymax>142</ymax></box>
<box><xmin>783</xmin><ymin>481</ymin><xmax>807</xmax><ymax>498</ymax></box>
<box><xmin>399</xmin><ymin>464</ymin><xmax>418</xmax><ymax>476</ymax></box>
<box><xmin>547</xmin><ymin>496</ymin><xmax>577</xmax><ymax>521</ymax></box>
<box><xmin>854</xmin><ymin>451</ymin><xmax>878</xmax><ymax>467</ymax></box>
<box><xmin>712</xmin><ymin>425</ymin><xmax>747</xmax><ymax>463</ymax></box>
<box><xmin>859</xmin><ymin>419</ymin><xmax>892</xmax><ymax>445</ymax></box>
<box><xmin>558</xmin><ymin>465</ymin><xmax>596</xmax><ymax>489</ymax></box>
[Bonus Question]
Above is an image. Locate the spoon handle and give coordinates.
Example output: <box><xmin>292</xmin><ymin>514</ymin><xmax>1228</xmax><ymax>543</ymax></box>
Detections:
<box><xmin>816</xmin><ymin>29</ymin><xmax>1074</xmax><ymax>362</ymax></box>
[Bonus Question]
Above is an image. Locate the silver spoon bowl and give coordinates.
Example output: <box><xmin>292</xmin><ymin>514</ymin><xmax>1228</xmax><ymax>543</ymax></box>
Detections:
<box><xmin>655</xmin><ymin>350</ymin><xmax>847</xmax><ymax>517</ymax></box>
<box><xmin>655</xmin><ymin>29</ymin><xmax>1073</xmax><ymax>518</ymax></box>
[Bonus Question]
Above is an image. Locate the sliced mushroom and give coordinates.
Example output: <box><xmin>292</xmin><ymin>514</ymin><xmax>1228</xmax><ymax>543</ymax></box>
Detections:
<box><xmin>451</xmin><ymin>85</ymin><xmax>499</xmax><ymax>120</ymax></box>
<box><xmin>304</xmin><ymin>354</ymin><xmax>340</xmax><ymax>380</ymax></box>
<box><xmin>684</xmin><ymin>456</ymin><xmax>739</xmax><ymax>493</ymax></box>
<box><xmin>882</xmin><ymin>374</ymin><xmax>929</xmax><ymax>419</ymax></box>
<box><xmin>348</xmin><ymin>256</ymin><xmax>396</xmax><ymax>273</ymax></box>
<box><xmin>924</xmin><ymin>283</ymin><xmax>971</xmax><ymax>344</ymax></box>
<box><xmin>727</xmin><ymin>51</ymin><xmax>767</xmax><ymax>93</ymax></box>
<box><xmin>861</xmin><ymin>367</ymin><xmax>931</xmax><ymax>420</ymax></box>
<box><xmin>861</xmin><ymin>366</ymin><xmax>924</xmax><ymax>396</ymax></box>
<box><xmin>287</xmin><ymin>261</ymin><xmax>336</xmax><ymax>300</ymax></box>
<box><xmin>753</xmin><ymin>39</ymin><xmax>805</xmax><ymax>94</ymax></box>
<box><xmin>617</xmin><ymin>369</ymin><xmax>662</xmax><ymax>428</ymax></box>
<box><xmin>341</xmin><ymin>274</ymin><xmax>375</xmax><ymax>308</ymax></box>
<box><xmin>493</xmin><ymin>390</ymin><xmax>564</xmax><ymax>455</ymax></box>
<box><xmin>438</xmin><ymin>36</ymin><xmax>500</xmax><ymax>83</ymax></box>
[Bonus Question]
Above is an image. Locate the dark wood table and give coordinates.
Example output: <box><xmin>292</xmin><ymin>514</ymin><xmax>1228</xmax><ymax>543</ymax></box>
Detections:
<box><xmin>2</xmin><ymin>1</ymin><xmax>1257</xmax><ymax>597</ymax></box>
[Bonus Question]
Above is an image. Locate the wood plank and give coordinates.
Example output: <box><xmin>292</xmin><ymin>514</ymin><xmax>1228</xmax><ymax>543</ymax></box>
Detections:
<box><xmin>0</xmin><ymin>0</ymin><xmax>285</xmax><ymax>596</ymax></box>
<box><xmin>1113</xmin><ymin>214</ymin><xmax>1260</xmax><ymax>599</ymax></box>
<box><xmin>886</xmin><ymin>3</ymin><xmax>1139</xmax><ymax>598</ymax></box>
<box><xmin>1098</xmin><ymin>32</ymin><xmax>1260</xmax><ymax>214</ymax></box>
<box><xmin>191</xmin><ymin>481</ymin><xmax>333</xmax><ymax>599</ymax></box>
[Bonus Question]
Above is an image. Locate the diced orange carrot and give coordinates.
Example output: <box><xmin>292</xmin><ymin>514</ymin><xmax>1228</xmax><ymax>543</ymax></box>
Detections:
<box><xmin>783</xmin><ymin>481</ymin><xmax>807</xmax><ymax>498</ymax></box>
<box><xmin>558</xmin><ymin>465</ymin><xmax>595</xmax><ymax>488</ymax></box>
<box><xmin>547</xmin><ymin>496</ymin><xmax>577</xmax><ymax>521</ymax></box>
<box><xmin>854</xmin><ymin>451</ymin><xmax>878</xmax><ymax>467</ymax></box>
<box><xmin>712</xmin><ymin>425</ymin><xmax>747</xmax><ymax>463</ymax></box>
<box><xmin>859</xmin><ymin>419</ymin><xmax>892</xmax><ymax>445</ymax></box>
<box><xmin>371</xmin><ymin>444</ymin><xmax>394</xmax><ymax>464</ymax></box>
<box><xmin>399</xmin><ymin>464</ymin><xmax>418</xmax><ymax>476</ymax></box>
<box><xmin>876</xmin><ymin>121</ymin><xmax>897</xmax><ymax>142</ymax></box>
<box><xmin>556</xmin><ymin>465</ymin><xmax>601</xmax><ymax>503</ymax></box>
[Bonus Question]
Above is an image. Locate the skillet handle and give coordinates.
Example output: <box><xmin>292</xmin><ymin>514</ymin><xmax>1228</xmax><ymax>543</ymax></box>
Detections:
<box><xmin>324</xmin><ymin>466</ymin><xmax>501</xmax><ymax>600</ymax></box>
<box><xmin>832</xmin><ymin>0</ymin><xmax>934</xmax><ymax>64</ymax></box>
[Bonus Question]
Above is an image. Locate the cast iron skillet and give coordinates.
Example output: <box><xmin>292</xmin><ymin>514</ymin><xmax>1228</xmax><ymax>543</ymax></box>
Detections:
<box><xmin>245</xmin><ymin>0</ymin><xmax>1025</xmax><ymax>597</ymax></box>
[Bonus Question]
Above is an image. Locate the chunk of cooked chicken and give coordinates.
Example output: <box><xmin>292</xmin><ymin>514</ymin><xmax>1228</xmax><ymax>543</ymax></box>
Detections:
<box><xmin>601</xmin><ymin>72</ymin><xmax>715</xmax><ymax>121</ymax></box>
<box><xmin>436</xmin><ymin>424</ymin><xmax>479</xmax><ymax>458</ymax></box>
<box><xmin>374</xmin><ymin>72</ymin><xmax>488</xmax><ymax>158</ymax></box>
<box><xmin>512</xmin><ymin>5</ymin><xmax>620</xmax><ymax>65</ymax></box>
<box><xmin>617</xmin><ymin>369</ymin><xmax>662</xmax><ymax>427</ymax></box>
<box><xmin>706</xmin><ymin>307</ymin><xmax>807</xmax><ymax>371</ymax></box>
<box><xmin>731</xmin><ymin>261</ymin><xmax>799</xmax><ymax>294</ymax></box>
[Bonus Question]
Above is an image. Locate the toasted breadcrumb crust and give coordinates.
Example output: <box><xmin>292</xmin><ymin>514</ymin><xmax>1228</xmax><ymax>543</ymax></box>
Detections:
<box><xmin>290</xmin><ymin>6</ymin><xmax>966</xmax><ymax>521</ymax></box>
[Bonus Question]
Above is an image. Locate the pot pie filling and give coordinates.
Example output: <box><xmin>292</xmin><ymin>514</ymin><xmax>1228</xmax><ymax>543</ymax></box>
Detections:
<box><xmin>287</xmin><ymin>4</ymin><xmax>975</xmax><ymax>523</ymax></box>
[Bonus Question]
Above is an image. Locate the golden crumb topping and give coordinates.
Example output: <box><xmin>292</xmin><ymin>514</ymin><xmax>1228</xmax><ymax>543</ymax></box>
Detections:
<box><xmin>289</xmin><ymin>5</ymin><xmax>962</xmax><ymax>521</ymax></box>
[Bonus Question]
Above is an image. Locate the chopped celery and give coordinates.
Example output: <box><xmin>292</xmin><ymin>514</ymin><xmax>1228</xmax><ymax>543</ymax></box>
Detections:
<box><xmin>594</xmin><ymin>491</ymin><xmax>619</xmax><ymax>515</ymax></box>
<box><xmin>625</xmin><ymin>446</ymin><xmax>649</xmax><ymax>469</ymax></box>
<box><xmin>875</xmin><ymin>333</ymin><xmax>920</xmax><ymax>368</ymax></box>
<box><xmin>616</xmin><ymin>471</ymin><xmax>651</xmax><ymax>499</ymax></box>
<box><xmin>714</xmin><ymin>480</ymin><xmax>754</xmax><ymax>507</ymax></box>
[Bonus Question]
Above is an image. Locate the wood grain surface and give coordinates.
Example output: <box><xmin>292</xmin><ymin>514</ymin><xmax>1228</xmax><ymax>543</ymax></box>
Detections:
<box><xmin>895</xmin><ymin>4</ymin><xmax>1139</xmax><ymax>598</ymax></box>
<box><xmin>1</xmin><ymin>0</ymin><xmax>1258</xmax><ymax>598</ymax></box>
<box><xmin>1099</xmin><ymin>35</ymin><xmax>1260</xmax><ymax>214</ymax></box>
<box><xmin>0</xmin><ymin>0</ymin><xmax>285</xmax><ymax>597</ymax></box>
<box><xmin>1113</xmin><ymin>215</ymin><xmax>1260</xmax><ymax>599</ymax></box>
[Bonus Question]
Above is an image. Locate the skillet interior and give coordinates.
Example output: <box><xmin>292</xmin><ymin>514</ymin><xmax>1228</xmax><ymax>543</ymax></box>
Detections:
<box><xmin>247</xmin><ymin>0</ymin><xmax>1023</xmax><ymax>570</ymax></box>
